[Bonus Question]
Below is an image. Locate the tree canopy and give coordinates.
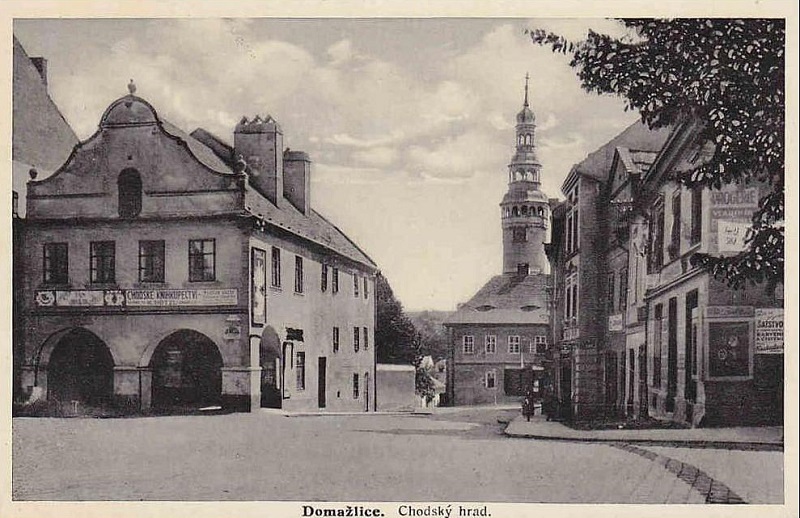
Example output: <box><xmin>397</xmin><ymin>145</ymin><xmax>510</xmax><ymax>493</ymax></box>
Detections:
<box><xmin>375</xmin><ymin>272</ymin><xmax>418</xmax><ymax>364</ymax></box>
<box><xmin>529</xmin><ymin>19</ymin><xmax>784</xmax><ymax>287</ymax></box>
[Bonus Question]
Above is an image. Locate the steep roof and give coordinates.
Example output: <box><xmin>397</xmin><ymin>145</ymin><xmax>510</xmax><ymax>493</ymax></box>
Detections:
<box><xmin>245</xmin><ymin>185</ymin><xmax>376</xmax><ymax>269</ymax></box>
<box><xmin>444</xmin><ymin>274</ymin><xmax>550</xmax><ymax>325</ymax></box>
<box><xmin>12</xmin><ymin>36</ymin><xmax>78</xmax><ymax>171</ymax></box>
<box><xmin>562</xmin><ymin>121</ymin><xmax>673</xmax><ymax>192</ymax></box>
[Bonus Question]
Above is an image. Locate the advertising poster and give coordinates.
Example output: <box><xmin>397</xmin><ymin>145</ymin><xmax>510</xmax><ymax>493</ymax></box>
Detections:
<box><xmin>755</xmin><ymin>308</ymin><xmax>784</xmax><ymax>354</ymax></box>
<box><xmin>252</xmin><ymin>248</ymin><xmax>267</xmax><ymax>325</ymax></box>
<box><xmin>708</xmin><ymin>321</ymin><xmax>751</xmax><ymax>378</ymax></box>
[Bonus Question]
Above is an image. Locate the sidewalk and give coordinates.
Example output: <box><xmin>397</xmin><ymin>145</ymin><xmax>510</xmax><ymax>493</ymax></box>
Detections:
<box><xmin>505</xmin><ymin>415</ymin><xmax>783</xmax><ymax>449</ymax></box>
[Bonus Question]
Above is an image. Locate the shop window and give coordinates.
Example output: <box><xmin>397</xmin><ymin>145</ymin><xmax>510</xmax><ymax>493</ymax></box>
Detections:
<box><xmin>90</xmin><ymin>241</ymin><xmax>115</xmax><ymax>284</ymax></box>
<box><xmin>118</xmin><ymin>168</ymin><xmax>142</xmax><ymax>218</ymax></box>
<box><xmin>139</xmin><ymin>240</ymin><xmax>165</xmax><ymax>282</ymax></box>
<box><xmin>43</xmin><ymin>242</ymin><xmax>68</xmax><ymax>284</ymax></box>
<box><xmin>188</xmin><ymin>239</ymin><xmax>215</xmax><ymax>282</ymax></box>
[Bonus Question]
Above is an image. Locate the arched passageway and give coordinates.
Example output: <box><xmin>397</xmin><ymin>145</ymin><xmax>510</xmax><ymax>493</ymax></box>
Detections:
<box><xmin>47</xmin><ymin>328</ymin><xmax>114</xmax><ymax>407</ymax></box>
<box><xmin>149</xmin><ymin>330</ymin><xmax>223</xmax><ymax>410</ymax></box>
<box><xmin>259</xmin><ymin>326</ymin><xmax>282</xmax><ymax>408</ymax></box>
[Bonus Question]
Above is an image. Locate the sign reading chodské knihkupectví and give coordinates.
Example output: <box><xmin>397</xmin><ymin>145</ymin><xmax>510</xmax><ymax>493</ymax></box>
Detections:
<box><xmin>35</xmin><ymin>288</ymin><xmax>238</xmax><ymax>307</ymax></box>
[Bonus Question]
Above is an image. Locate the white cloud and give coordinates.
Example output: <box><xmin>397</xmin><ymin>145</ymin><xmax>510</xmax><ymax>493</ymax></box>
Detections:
<box><xmin>352</xmin><ymin>146</ymin><xmax>398</xmax><ymax>167</ymax></box>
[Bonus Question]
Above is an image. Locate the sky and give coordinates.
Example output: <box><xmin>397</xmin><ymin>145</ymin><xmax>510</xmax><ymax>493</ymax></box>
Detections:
<box><xmin>14</xmin><ymin>18</ymin><xmax>639</xmax><ymax>311</ymax></box>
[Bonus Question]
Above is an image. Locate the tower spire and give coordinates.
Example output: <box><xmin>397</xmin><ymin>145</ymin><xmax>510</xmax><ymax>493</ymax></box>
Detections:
<box><xmin>523</xmin><ymin>73</ymin><xmax>529</xmax><ymax>107</ymax></box>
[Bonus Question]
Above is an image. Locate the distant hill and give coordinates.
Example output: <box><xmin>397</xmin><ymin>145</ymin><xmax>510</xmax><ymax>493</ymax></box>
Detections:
<box><xmin>407</xmin><ymin>310</ymin><xmax>453</xmax><ymax>361</ymax></box>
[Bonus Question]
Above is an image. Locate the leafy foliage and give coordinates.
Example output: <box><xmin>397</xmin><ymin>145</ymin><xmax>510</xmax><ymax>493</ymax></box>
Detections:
<box><xmin>375</xmin><ymin>272</ymin><xmax>418</xmax><ymax>364</ymax></box>
<box><xmin>529</xmin><ymin>19</ymin><xmax>784</xmax><ymax>287</ymax></box>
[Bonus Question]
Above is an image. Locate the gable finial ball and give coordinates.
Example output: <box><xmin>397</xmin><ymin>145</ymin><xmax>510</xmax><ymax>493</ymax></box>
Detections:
<box><xmin>29</xmin><ymin>167</ymin><xmax>38</xmax><ymax>180</ymax></box>
<box><xmin>128</xmin><ymin>79</ymin><xmax>137</xmax><ymax>95</ymax></box>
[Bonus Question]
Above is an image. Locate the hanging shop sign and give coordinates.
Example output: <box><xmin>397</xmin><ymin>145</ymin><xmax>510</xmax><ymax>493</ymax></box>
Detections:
<box><xmin>126</xmin><ymin>289</ymin><xmax>238</xmax><ymax>307</ymax></box>
<box><xmin>755</xmin><ymin>308</ymin><xmax>783</xmax><ymax>355</ymax></box>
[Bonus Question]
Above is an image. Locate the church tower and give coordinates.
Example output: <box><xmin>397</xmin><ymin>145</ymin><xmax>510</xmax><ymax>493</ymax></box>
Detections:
<box><xmin>501</xmin><ymin>74</ymin><xmax>550</xmax><ymax>275</ymax></box>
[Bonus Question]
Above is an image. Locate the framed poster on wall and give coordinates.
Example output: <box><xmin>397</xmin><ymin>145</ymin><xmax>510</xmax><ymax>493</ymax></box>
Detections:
<box><xmin>252</xmin><ymin>248</ymin><xmax>267</xmax><ymax>326</ymax></box>
<box><xmin>708</xmin><ymin>321</ymin><xmax>751</xmax><ymax>379</ymax></box>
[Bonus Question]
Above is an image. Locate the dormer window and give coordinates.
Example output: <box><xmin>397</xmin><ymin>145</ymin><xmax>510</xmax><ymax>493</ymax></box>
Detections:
<box><xmin>118</xmin><ymin>168</ymin><xmax>142</xmax><ymax>218</ymax></box>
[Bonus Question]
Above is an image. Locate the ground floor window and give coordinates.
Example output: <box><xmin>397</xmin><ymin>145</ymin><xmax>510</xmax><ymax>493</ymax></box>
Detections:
<box><xmin>353</xmin><ymin>373</ymin><xmax>360</xmax><ymax>399</ymax></box>
<box><xmin>296</xmin><ymin>352</ymin><xmax>306</xmax><ymax>391</ymax></box>
<box><xmin>485</xmin><ymin>370</ymin><xmax>496</xmax><ymax>389</ymax></box>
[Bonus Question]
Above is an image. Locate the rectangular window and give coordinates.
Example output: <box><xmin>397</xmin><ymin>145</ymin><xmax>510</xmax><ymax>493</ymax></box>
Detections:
<box><xmin>485</xmin><ymin>370</ymin><xmax>496</xmax><ymax>389</ymax></box>
<box><xmin>653</xmin><ymin>304</ymin><xmax>663</xmax><ymax>387</ymax></box>
<box><xmin>485</xmin><ymin>335</ymin><xmax>497</xmax><ymax>354</ymax></box>
<box><xmin>564</xmin><ymin>272</ymin><xmax>579</xmax><ymax>326</ymax></box>
<box><xmin>462</xmin><ymin>335</ymin><xmax>475</xmax><ymax>355</ymax></box>
<box><xmin>43</xmin><ymin>243</ymin><xmax>68</xmax><ymax>284</ymax></box>
<box><xmin>363</xmin><ymin>327</ymin><xmax>369</xmax><ymax>350</ymax></box>
<box><xmin>296</xmin><ymin>352</ymin><xmax>305</xmax><ymax>391</ymax></box>
<box><xmin>527</xmin><ymin>341</ymin><xmax>536</xmax><ymax>354</ymax></box>
<box><xmin>353</xmin><ymin>326</ymin><xmax>360</xmax><ymax>352</ymax></box>
<box><xmin>534</xmin><ymin>335</ymin><xmax>547</xmax><ymax>353</ymax></box>
<box><xmin>90</xmin><ymin>241</ymin><xmax>115</xmax><ymax>284</ymax></box>
<box><xmin>690</xmin><ymin>187</ymin><xmax>702</xmax><ymax>245</ymax></box>
<box><xmin>271</xmin><ymin>247</ymin><xmax>281</xmax><ymax>287</ymax></box>
<box><xmin>512</xmin><ymin>227</ymin><xmax>527</xmax><ymax>243</ymax></box>
<box><xmin>353</xmin><ymin>373</ymin><xmax>360</xmax><ymax>399</ymax></box>
<box><xmin>139</xmin><ymin>240</ymin><xmax>165</xmax><ymax>283</ymax></box>
<box><xmin>321</xmin><ymin>264</ymin><xmax>328</xmax><ymax>292</ymax></box>
<box><xmin>669</xmin><ymin>190</ymin><xmax>681</xmax><ymax>261</ymax></box>
<box><xmin>333</xmin><ymin>326</ymin><xmax>340</xmax><ymax>353</ymax></box>
<box><xmin>607</xmin><ymin>271</ymin><xmax>616</xmax><ymax>310</ymax></box>
<box><xmin>618</xmin><ymin>267</ymin><xmax>628</xmax><ymax>312</ymax></box>
<box><xmin>188</xmin><ymin>239</ymin><xmax>215</xmax><ymax>282</ymax></box>
<box><xmin>353</xmin><ymin>274</ymin><xmax>359</xmax><ymax>297</ymax></box>
<box><xmin>363</xmin><ymin>277</ymin><xmax>369</xmax><ymax>299</ymax></box>
<box><xmin>648</xmin><ymin>202</ymin><xmax>665</xmax><ymax>273</ymax></box>
<box><xmin>294</xmin><ymin>255</ymin><xmax>304</xmax><ymax>293</ymax></box>
<box><xmin>508</xmin><ymin>336</ymin><xmax>521</xmax><ymax>354</ymax></box>
<box><xmin>332</xmin><ymin>267</ymin><xmax>339</xmax><ymax>293</ymax></box>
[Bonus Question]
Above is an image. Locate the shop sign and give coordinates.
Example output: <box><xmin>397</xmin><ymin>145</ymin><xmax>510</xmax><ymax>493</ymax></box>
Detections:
<box><xmin>709</xmin><ymin>185</ymin><xmax>759</xmax><ymax>255</ymax></box>
<box><xmin>706</xmin><ymin>305</ymin><xmax>755</xmax><ymax>319</ymax></box>
<box><xmin>35</xmin><ymin>290</ymin><xmax>120</xmax><ymax>307</ymax></box>
<box><xmin>608</xmin><ymin>314</ymin><xmax>624</xmax><ymax>332</ymax></box>
<box><xmin>708</xmin><ymin>321</ymin><xmax>750</xmax><ymax>378</ymax></box>
<box><xmin>126</xmin><ymin>289</ymin><xmax>238</xmax><ymax>307</ymax></box>
<box><xmin>755</xmin><ymin>308</ymin><xmax>783</xmax><ymax>354</ymax></box>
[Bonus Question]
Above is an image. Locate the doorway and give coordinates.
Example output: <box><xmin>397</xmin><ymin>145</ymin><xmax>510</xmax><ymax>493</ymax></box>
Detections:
<box><xmin>318</xmin><ymin>357</ymin><xmax>327</xmax><ymax>408</ymax></box>
<box><xmin>150</xmin><ymin>330</ymin><xmax>222</xmax><ymax>411</ymax></box>
<box><xmin>47</xmin><ymin>328</ymin><xmax>114</xmax><ymax>408</ymax></box>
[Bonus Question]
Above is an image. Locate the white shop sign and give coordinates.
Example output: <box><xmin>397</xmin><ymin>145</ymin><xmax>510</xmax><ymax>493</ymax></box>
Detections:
<box><xmin>755</xmin><ymin>308</ymin><xmax>783</xmax><ymax>354</ymax></box>
<box><xmin>126</xmin><ymin>289</ymin><xmax>238</xmax><ymax>307</ymax></box>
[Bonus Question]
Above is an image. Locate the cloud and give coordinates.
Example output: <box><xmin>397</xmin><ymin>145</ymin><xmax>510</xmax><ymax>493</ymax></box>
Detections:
<box><xmin>352</xmin><ymin>146</ymin><xmax>398</xmax><ymax>167</ymax></box>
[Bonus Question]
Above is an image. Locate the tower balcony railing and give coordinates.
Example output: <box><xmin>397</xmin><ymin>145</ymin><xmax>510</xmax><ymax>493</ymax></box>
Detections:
<box><xmin>502</xmin><ymin>214</ymin><xmax>548</xmax><ymax>229</ymax></box>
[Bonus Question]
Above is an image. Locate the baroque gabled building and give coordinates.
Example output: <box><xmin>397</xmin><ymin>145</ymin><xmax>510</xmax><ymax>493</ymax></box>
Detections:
<box><xmin>16</xmin><ymin>82</ymin><xmax>377</xmax><ymax>414</ymax></box>
<box><xmin>444</xmin><ymin>77</ymin><xmax>553</xmax><ymax>406</ymax></box>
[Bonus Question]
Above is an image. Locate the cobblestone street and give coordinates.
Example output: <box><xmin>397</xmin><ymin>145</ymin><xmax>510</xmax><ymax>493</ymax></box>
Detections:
<box><xmin>11</xmin><ymin>409</ymin><xmax>783</xmax><ymax>503</ymax></box>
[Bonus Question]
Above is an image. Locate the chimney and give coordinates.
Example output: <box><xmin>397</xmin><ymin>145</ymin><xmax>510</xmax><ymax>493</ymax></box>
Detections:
<box><xmin>30</xmin><ymin>57</ymin><xmax>48</xmax><ymax>88</ymax></box>
<box><xmin>283</xmin><ymin>149</ymin><xmax>311</xmax><ymax>215</ymax></box>
<box><xmin>233</xmin><ymin>115</ymin><xmax>283</xmax><ymax>206</ymax></box>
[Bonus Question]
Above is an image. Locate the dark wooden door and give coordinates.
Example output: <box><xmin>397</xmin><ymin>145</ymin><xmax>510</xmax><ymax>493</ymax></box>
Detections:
<box><xmin>318</xmin><ymin>357</ymin><xmax>327</xmax><ymax>408</ymax></box>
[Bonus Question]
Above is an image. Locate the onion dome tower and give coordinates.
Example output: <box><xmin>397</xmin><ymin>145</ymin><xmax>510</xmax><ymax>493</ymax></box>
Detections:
<box><xmin>500</xmin><ymin>74</ymin><xmax>550</xmax><ymax>275</ymax></box>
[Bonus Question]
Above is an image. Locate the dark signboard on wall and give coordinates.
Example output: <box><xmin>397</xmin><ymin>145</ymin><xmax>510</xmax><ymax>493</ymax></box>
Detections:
<box><xmin>708</xmin><ymin>322</ymin><xmax>750</xmax><ymax>378</ymax></box>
